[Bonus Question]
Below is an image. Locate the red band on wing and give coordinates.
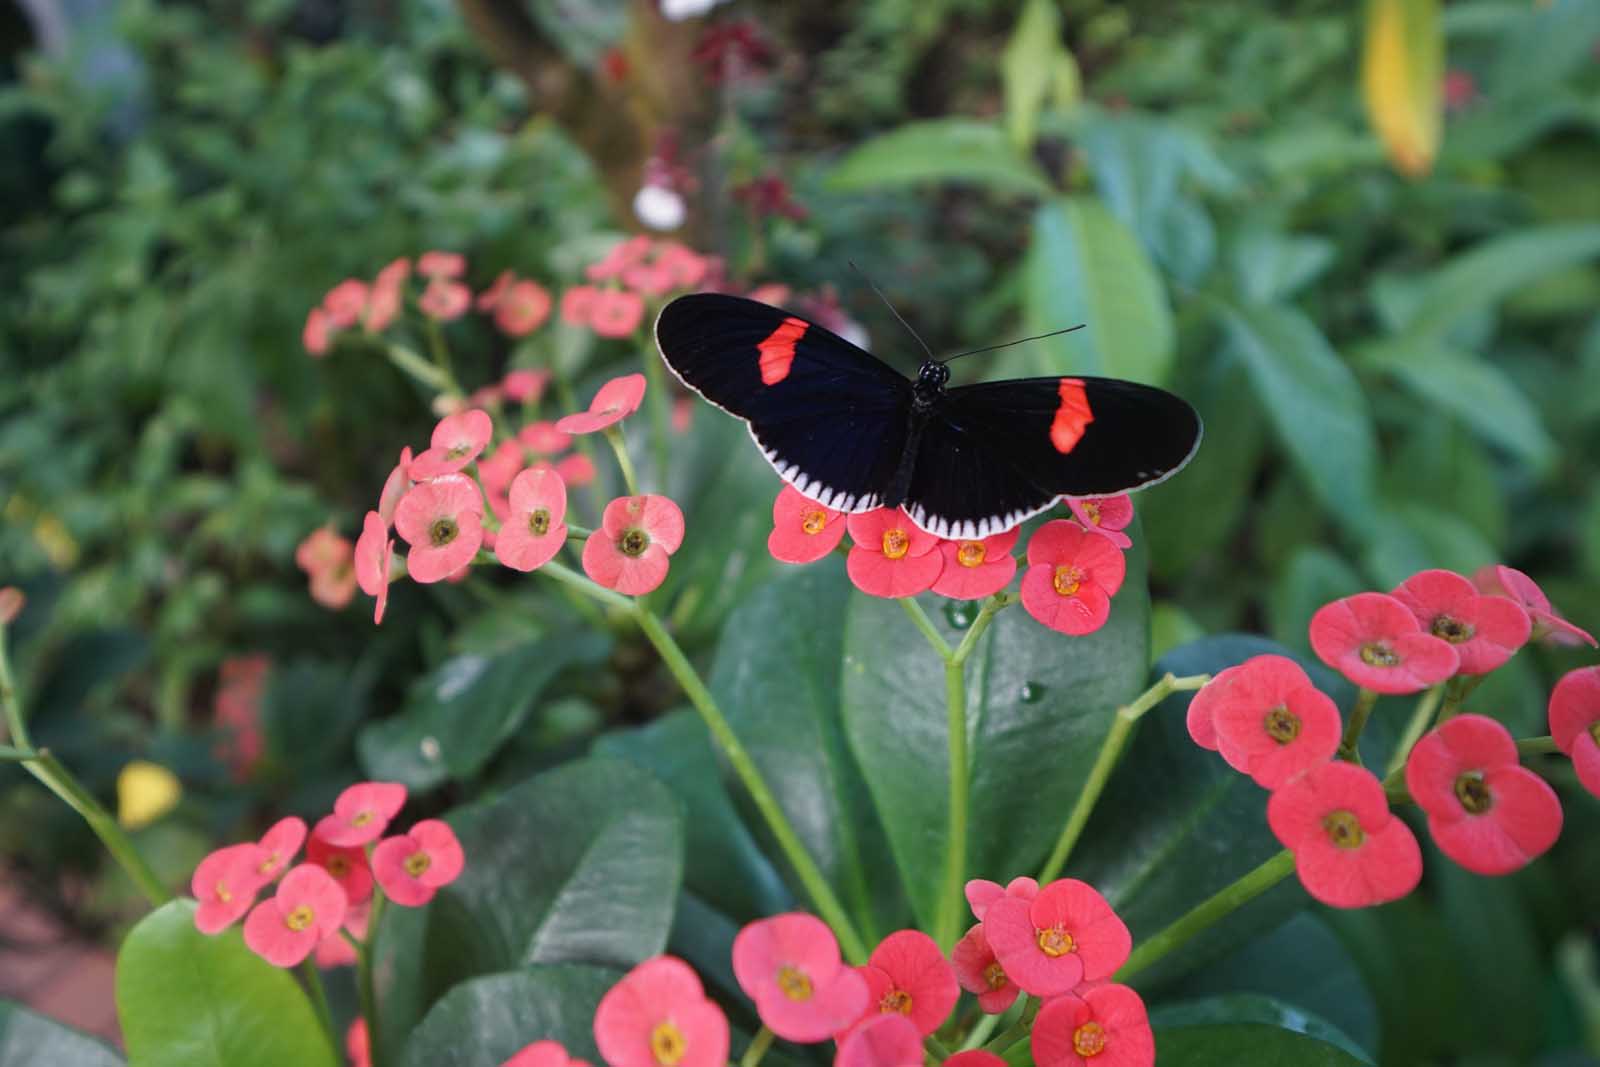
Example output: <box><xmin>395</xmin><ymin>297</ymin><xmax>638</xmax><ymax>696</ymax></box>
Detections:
<box><xmin>757</xmin><ymin>317</ymin><xmax>809</xmax><ymax>385</ymax></box>
<box><xmin>1050</xmin><ymin>377</ymin><xmax>1094</xmax><ymax>453</ymax></box>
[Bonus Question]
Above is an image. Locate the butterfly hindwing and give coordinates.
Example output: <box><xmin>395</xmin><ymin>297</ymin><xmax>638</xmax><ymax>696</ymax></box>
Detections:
<box><xmin>656</xmin><ymin>293</ymin><xmax>912</xmax><ymax>511</ymax></box>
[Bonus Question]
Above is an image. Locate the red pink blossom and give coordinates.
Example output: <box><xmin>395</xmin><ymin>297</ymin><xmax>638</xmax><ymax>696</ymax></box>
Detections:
<box><xmin>410</xmin><ymin>409</ymin><xmax>494</xmax><ymax>479</ymax></box>
<box><xmin>1473</xmin><ymin>564</ymin><xmax>1596</xmax><ymax>647</ymax></box>
<box><xmin>593</xmin><ymin>957</ymin><xmax>728</xmax><ymax>1067</ymax></box>
<box><xmin>242</xmin><ymin>864</ymin><xmax>347</xmax><ymax>968</ymax></box>
<box><xmin>1020</xmin><ymin>521</ymin><xmax>1125</xmax><ymax>635</ymax></box>
<box><xmin>1267</xmin><ymin>760</ymin><xmax>1421</xmax><ymax>907</ymax></box>
<box><xmin>1065</xmin><ymin>495</ymin><xmax>1133</xmax><ymax>549</ymax></box>
<box><xmin>372</xmin><ymin>819</ymin><xmax>465</xmax><ymax>906</ymax></box>
<box><xmin>1032</xmin><ymin>985</ymin><xmax>1153</xmax><ymax>1067</ymax></box>
<box><xmin>314</xmin><ymin>781</ymin><xmax>408</xmax><ymax>848</ymax></box>
<box><xmin>981</xmin><ymin>878</ymin><xmax>1130</xmax><ymax>997</ymax></box>
<box><xmin>582</xmin><ymin>495</ymin><xmax>685</xmax><ymax>596</ymax></box>
<box><xmin>846</xmin><ymin>509</ymin><xmax>943</xmax><ymax>599</ymax></box>
<box><xmin>1550</xmin><ymin>666</ymin><xmax>1600</xmax><ymax>797</ymax></box>
<box><xmin>394</xmin><ymin>475</ymin><xmax>485</xmax><ymax>584</ymax></box>
<box><xmin>1309</xmin><ymin>592</ymin><xmax>1458</xmax><ymax>694</ymax></box>
<box><xmin>731</xmin><ymin>913</ymin><xmax>867</xmax><ymax>1042</ymax></box>
<box><xmin>557</xmin><ymin>374</ymin><xmax>647</xmax><ymax>435</ymax></box>
<box><xmin>767</xmin><ymin>486</ymin><xmax>846</xmax><ymax>564</ymax></box>
<box><xmin>497</xmin><ymin>467</ymin><xmax>569</xmax><ymax>573</ymax></box>
<box><xmin>932</xmin><ymin>530</ymin><xmax>1018</xmax><ymax>601</ymax></box>
<box><xmin>1390</xmin><ymin>569</ymin><xmax>1530</xmax><ymax>675</ymax></box>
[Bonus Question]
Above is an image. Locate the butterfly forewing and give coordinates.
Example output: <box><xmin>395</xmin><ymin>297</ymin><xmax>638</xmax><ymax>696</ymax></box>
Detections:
<box><xmin>656</xmin><ymin>293</ymin><xmax>911</xmax><ymax>512</ymax></box>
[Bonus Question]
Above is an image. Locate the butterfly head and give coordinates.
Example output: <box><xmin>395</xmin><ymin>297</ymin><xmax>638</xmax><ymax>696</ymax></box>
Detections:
<box><xmin>915</xmin><ymin>360</ymin><xmax>950</xmax><ymax>397</ymax></box>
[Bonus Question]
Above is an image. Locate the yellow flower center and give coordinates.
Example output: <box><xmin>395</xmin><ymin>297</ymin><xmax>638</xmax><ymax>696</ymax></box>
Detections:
<box><xmin>957</xmin><ymin>541</ymin><xmax>987</xmax><ymax>568</ymax></box>
<box><xmin>1322</xmin><ymin>809</ymin><xmax>1365</xmax><ymax>849</ymax></box>
<box><xmin>446</xmin><ymin>442</ymin><xmax>473</xmax><ymax>460</ymax></box>
<box><xmin>404</xmin><ymin>851</ymin><xmax>432</xmax><ymax>877</ymax></box>
<box><xmin>258</xmin><ymin>853</ymin><xmax>279</xmax><ymax>875</ymax></box>
<box><xmin>286</xmin><ymin>904</ymin><xmax>315</xmax><ymax>932</ymax></box>
<box><xmin>1358</xmin><ymin>641</ymin><xmax>1398</xmax><ymax>667</ymax></box>
<box><xmin>881</xmin><ymin>529</ymin><xmax>910</xmax><ymax>560</ymax></box>
<box><xmin>880</xmin><ymin>988</ymin><xmax>913</xmax><ymax>1014</ymax></box>
<box><xmin>801</xmin><ymin>509</ymin><xmax>828</xmax><ymax>535</ymax></box>
<box><xmin>1053</xmin><ymin>565</ymin><xmax>1083</xmax><ymax>597</ymax></box>
<box><xmin>428</xmin><ymin>518</ymin><xmax>458</xmax><ymax>547</ymax></box>
<box><xmin>530</xmin><ymin>508</ymin><xmax>551</xmax><ymax>536</ymax></box>
<box><xmin>326</xmin><ymin>855</ymin><xmax>349</xmax><ymax>877</ymax></box>
<box><xmin>621</xmin><ymin>528</ymin><xmax>650</xmax><ymax>557</ymax></box>
<box><xmin>776</xmin><ymin>965</ymin><xmax>812</xmax><ymax>1001</ymax></box>
<box><xmin>982</xmin><ymin>961</ymin><xmax>1007</xmax><ymax>990</ymax></box>
<box><xmin>1590</xmin><ymin>721</ymin><xmax>1600</xmax><ymax>746</ymax></box>
<box><xmin>352</xmin><ymin>810</ymin><xmax>374</xmax><ymax>827</ymax></box>
<box><xmin>649</xmin><ymin>1021</ymin><xmax>686</xmax><ymax>1066</ymax></box>
<box><xmin>215</xmin><ymin>884</ymin><xmax>232</xmax><ymax>903</ymax></box>
<box><xmin>1073</xmin><ymin>1022</ymin><xmax>1107</xmax><ymax>1057</ymax></box>
<box><xmin>1430</xmin><ymin>614</ymin><xmax>1474</xmax><ymax>643</ymax></box>
<box><xmin>1264</xmin><ymin>705</ymin><xmax>1301</xmax><ymax>744</ymax></box>
<box><xmin>1081</xmin><ymin>501</ymin><xmax>1102</xmax><ymax>525</ymax></box>
<box><xmin>1036</xmin><ymin>925</ymin><xmax>1076</xmax><ymax>957</ymax></box>
<box><xmin>1453</xmin><ymin>771</ymin><xmax>1493</xmax><ymax>814</ymax></box>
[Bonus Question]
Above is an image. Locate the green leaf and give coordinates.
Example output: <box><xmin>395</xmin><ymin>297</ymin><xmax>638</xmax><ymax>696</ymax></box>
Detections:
<box><xmin>826</xmin><ymin>119</ymin><xmax>1054</xmax><ymax>197</ymax></box>
<box><xmin>400</xmin><ymin>966</ymin><xmax>616</xmax><ymax>1067</ymax></box>
<box><xmin>1011</xmin><ymin>197</ymin><xmax>1175</xmax><ymax>385</ymax></box>
<box><xmin>357</xmin><ymin>632</ymin><xmax>611</xmax><ymax>789</ymax></box>
<box><xmin>708</xmin><ymin>558</ymin><xmax>907</xmax><ymax>939</ymax></box>
<box><xmin>420</xmin><ymin>757</ymin><xmax>683</xmax><ymax>1003</ymax></box>
<box><xmin>0</xmin><ymin>1001</ymin><xmax>124</xmax><ymax>1066</ymax></box>
<box><xmin>1153</xmin><ymin>1000</ymin><xmax>1372</xmax><ymax>1065</ymax></box>
<box><xmin>841</xmin><ymin>536</ymin><xmax>1150</xmax><ymax>930</ymax></box>
<box><xmin>1362</xmin><ymin>342</ymin><xmax>1556</xmax><ymax>470</ymax></box>
<box><xmin>1399</xmin><ymin>224</ymin><xmax>1600</xmax><ymax>339</ymax></box>
<box><xmin>1216</xmin><ymin>301</ymin><xmax>1378</xmax><ymax>523</ymax></box>
<box><xmin>1002</xmin><ymin>0</ymin><xmax>1066</xmax><ymax>152</ymax></box>
<box><xmin>1229</xmin><ymin>225</ymin><xmax>1336</xmax><ymax>304</ymax></box>
<box><xmin>115</xmin><ymin>901</ymin><xmax>338</xmax><ymax>1067</ymax></box>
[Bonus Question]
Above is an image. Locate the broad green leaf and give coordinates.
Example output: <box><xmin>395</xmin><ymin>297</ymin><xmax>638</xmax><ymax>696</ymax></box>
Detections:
<box><xmin>1267</xmin><ymin>548</ymin><xmax>1364</xmax><ymax>658</ymax></box>
<box><xmin>1011</xmin><ymin>197</ymin><xmax>1175</xmax><ymax>385</ymax></box>
<box><xmin>594</xmin><ymin>710</ymin><xmax>792</xmax><ymax>921</ymax></box>
<box><xmin>0</xmin><ymin>1001</ymin><xmax>123</xmax><ymax>1067</ymax></box>
<box><xmin>826</xmin><ymin>119</ymin><xmax>1054</xmax><ymax>197</ymax></box>
<box><xmin>841</xmin><ymin>536</ymin><xmax>1150</xmax><ymax>930</ymax></box>
<box><xmin>1360</xmin><ymin>504</ymin><xmax>1497</xmax><ymax>590</ymax></box>
<box><xmin>116</xmin><ymin>901</ymin><xmax>338</xmax><ymax>1067</ymax></box>
<box><xmin>1229</xmin><ymin>225</ymin><xmax>1336</xmax><ymax>304</ymax></box>
<box><xmin>1486</xmin><ymin>0</ymin><xmax>1600</xmax><ymax>101</ymax></box>
<box><xmin>400</xmin><ymin>966</ymin><xmax>616</xmax><ymax>1067</ymax></box>
<box><xmin>1363</xmin><ymin>342</ymin><xmax>1555</xmax><ymax>469</ymax></box>
<box><xmin>709</xmin><ymin>559</ymin><xmax>907</xmax><ymax>940</ymax></box>
<box><xmin>357</xmin><ymin>632</ymin><xmax>610</xmax><ymax>789</ymax></box>
<box><xmin>1154</xmin><ymin>1011</ymin><xmax>1371</xmax><ymax>1065</ymax></box>
<box><xmin>421</xmin><ymin>757</ymin><xmax>683</xmax><ymax>1003</ymax></box>
<box><xmin>1002</xmin><ymin>0</ymin><xmax>1066</xmax><ymax>152</ymax></box>
<box><xmin>1216</xmin><ymin>301</ymin><xmax>1377</xmax><ymax>524</ymax></box>
<box><xmin>1400</xmin><ymin>224</ymin><xmax>1600</xmax><ymax>339</ymax></box>
<box><xmin>1070</xmin><ymin>636</ymin><xmax>1356</xmax><ymax>987</ymax></box>
<box><xmin>1361</xmin><ymin>0</ymin><xmax>1442</xmax><ymax>178</ymax></box>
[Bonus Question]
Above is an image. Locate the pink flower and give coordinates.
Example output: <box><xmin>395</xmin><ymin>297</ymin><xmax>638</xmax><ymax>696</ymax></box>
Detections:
<box><xmin>1391</xmin><ymin>569</ymin><xmax>1530</xmax><ymax>675</ymax></box>
<box><xmin>556</xmin><ymin>373</ymin><xmax>647</xmax><ymax>435</ymax></box>
<box><xmin>214</xmin><ymin>656</ymin><xmax>268</xmax><ymax>780</ymax></box>
<box><xmin>932</xmin><ymin>530</ymin><xmax>1018</xmax><ymax>601</ymax></box>
<box><xmin>767</xmin><ymin>486</ymin><xmax>846</xmax><ymax>565</ymax></box>
<box><xmin>582</xmin><ymin>495</ymin><xmax>685</xmax><ymax>596</ymax></box>
<box><xmin>410</xmin><ymin>409</ymin><xmax>494</xmax><ymax>479</ymax></box>
<box><xmin>835</xmin><ymin>1015</ymin><xmax>922</xmax><ymax>1067</ymax></box>
<box><xmin>654</xmin><ymin>243</ymin><xmax>710</xmax><ymax>290</ymax></box>
<box><xmin>379</xmin><ymin>446</ymin><xmax>414</xmax><ymax>527</ymax></box>
<box><xmin>622</xmin><ymin>262</ymin><xmax>675</xmax><ymax>299</ymax></box>
<box><xmin>982</xmin><ymin>879</ymin><xmax>1131</xmax><ymax>997</ymax></box>
<box><xmin>587</xmin><ymin>236</ymin><xmax>654</xmax><ymax>282</ymax></box>
<box><xmin>1267</xmin><ymin>761</ymin><xmax>1421</xmax><ymax>908</ymax></box>
<box><xmin>477</xmin><ymin>270</ymin><xmax>513</xmax><ymax>311</ymax></box>
<box><xmin>1065</xmin><ymin>496</ymin><xmax>1133</xmax><ymax>549</ymax></box>
<box><xmin>323</xmin><ymin>279</ymin><xmax>370</xmax><ymax>330</ymax></box>
<box><xmin>419</xmin><ymin>278</ymin><xmax>471</xmax><ymax>320</ymax></box>
<box><xmin>593</xmin><ymin>956</ymin><xmax>728</xmax><ymax>1067</ymax></box>
<box><xmin>306</xmin><ymin>833</ymin><xmax>373</xmax><ymax>905</ymax></box>
<box><xmin>314</xmin><ymin>782</ymin><xmax>408</xmax><ymax>847</ymax></box>
<box><xmin>556</xmin><ymin>453</ymin><xmax>597</xmax><ymax>488</ymax></box>
<box><xmin>1032</xmin><ymin>985</ymin><xmax>1154</xmax><ymax>1067</ymax></box>
<box><xmin>845</xmin><ymin>509</ymin><xmax>944</xmax><ymax>599</ymax></box>
<box><xmin>192</xmin><ymin>843</ymin><xmax>269</xmax><ymax>934</ymax></box>
<box><xmin>503</xmin><ymin>1040</ymin><xmax>592</xmax><ymax>1067</ymax></box>
<box><xmin>295</xmin><ymin>526</ymin><xmax>357</xmax><ymax>610</ymax></box>
<box><xmin>497</xmin><ymin>467</ymin><xmax>569</xmax><ymax>573</ymax></box>
<box><xmin>479</xmin><ymin>440</ymin><xmax>524</xmax><ymax>495</ymax></box>
<box><xmin>417</xmin><ymin>250</ymin><xmax>465</xmax><ymax>278</ymax></box>
<box><xmin>1550</xmin><ymin>666</ymin><xmax>1600</xmax><ymax>797</ymax></box>
<box><xmin>394</xmin><ymin>476</ymin><xmax>486</xmax><ymax>584</ymax></box>
<box><xmin>303</xmin><ymin>307</ymin><xmax>331</xmax><ymax>356</ymax></box>
<box><xmin>964</xmin><ymin>876</ymin><xmax>1038</xmax><ymax>921</ymax></box>
<box><xmin>497</xmin><ymin>281</ymin><xmax>552</xmax><ymax>336</ymax></box>
<box><xmin>519</xmin><ymin>421</ymin><xmax>573</xmax><ymax>455</ymax></box>
<box><xmin>314</xmin><ymin>900</ymin><xmax>369</xmax><ymax>968</ymax></box>
<box><xmin>365</xmin><ymin>267</ymin><xmax>403</xmax><ymax>333</ymax></box>
<box><xmin>242</xmin><ymin>864</ymin><xmax>348</xmax><ymax>968</ymax></box>
<box><xmin>354</xmin><ymin>511</ymin><xmax>395</xmax><ymax>625</ymax></box>
<box><xmin>1184</xmin><ymin>663</ymin><xmax>1246</xmax><ymax>752</ymax></box>
<box><xmin>1474</xmin><ymin>565</ymin><xmax>1597</xmax><ymax>647</ymax></box>
<box><xmin>347</xmin><ymin>1019</ymin><xmax>371</xmax><ymax>1067</ymax></box>
<box><xmin>1405</xmin><ymin>714</ymin><xmax>1562</xmax><ymax>875</ymax></box>
<box><xmin>731</xmin><ymin>913</ymin><xmax>868</xmax><ymax>1042</ymax></box>
<box><xmin>952</xmin><ymin>924</ymin><xmax>1018</xmax><ymax>1014</ymax></box>
<box><xmin>0</xmin><ymin>587</ymin><xmax>23</xmax><ymax>625</ymax></box>
<box><xmin>256</xmin><ymin>816</ymin><xmax>308</xmax><ymax>882</ymax></box>
<box><xmin>502</xmin><ymin>369</ymin><xmax>550</xmax><ymax>404</ymax></box>
<box><xmin>944</xmin><ymin>1054</ymin><xmax>1005</xmax><ymax>1067</ymax></box>
<box><xmin>1309</xmin><ymin>593</ymin><xmax>1459</xmax><ymax>694</ymax></box>
<box><xmin>845</xmin><ymin>930</ymin><xmax>960</xmax><ymax>1036</ymax></box>
<box><xmin>372</xmin><ymin>819</ymin><xmax>465</xmax><ymax>906</ymax></box>
<box><xmin>1209</xmin><ymin>655</ymin><xmax>1342</xmax><ymax>789</ymax></box>
<box><xmin>561</xmin><ymin>285</ymin><xmax>601</xmax><ymax>326</ymax></box>
<box><xmin>592</xmin><ymin>289</ymin><xmax>647</xmax><ymax>338</ymax></box>
<box><xmin>1020</xmin><ymin>521</ymin><xmax>1126</xmax><ymax>636</ymax></box>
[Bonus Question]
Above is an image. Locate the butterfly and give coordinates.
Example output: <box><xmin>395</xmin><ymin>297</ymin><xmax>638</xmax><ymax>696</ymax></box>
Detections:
<box><xmin>654</xmin><ymin>292</ymin><xmax>1202</xmax><ymax>540</ymax></box>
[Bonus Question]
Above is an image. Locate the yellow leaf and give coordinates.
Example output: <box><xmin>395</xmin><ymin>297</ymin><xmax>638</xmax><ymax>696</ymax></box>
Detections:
<box><xmin>118</xmin><ymin>761</ymin><xmax>182</xmax><ymax>830</ymax></box>
<box><xmin>1362</xmin><ymin>0</ymin><xmax>1443</xmax><ymax>178</ymax></box>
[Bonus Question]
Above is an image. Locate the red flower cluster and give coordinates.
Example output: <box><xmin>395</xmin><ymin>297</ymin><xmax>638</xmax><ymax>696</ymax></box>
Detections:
<box><xmin>769</xmin><ymin>489</ymin><xmax>1136</xmax><ymax>636</ymax></box>
<box><xmin>294</xmin><ymin>525</ymin><xmax>357</xmax><ymax>610</ymax></box>
<box><xmin>212</xmin><ymin>654</ymin><xmax>269</xmax><ymax>781</ymax></box>
<box><xmin>189</xmin><ymin>781</ymin><xmax>462</xmax><ymax>968</ymax></box>
<box><xmin>562</xmin><ymin>237</ymin><xmax>715</xmax><ymax>338</ymax></box>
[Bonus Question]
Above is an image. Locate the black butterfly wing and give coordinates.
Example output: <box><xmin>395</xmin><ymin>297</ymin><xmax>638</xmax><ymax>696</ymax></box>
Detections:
<box><xmin>656</xmin><ymin>293</ymin><xmax>912</xmax><ymax>512</ymax></box>
<box><xmin>903</xmin><ymin>376</ymin><xmax>1202</xmax><ymax>540</ymax></box>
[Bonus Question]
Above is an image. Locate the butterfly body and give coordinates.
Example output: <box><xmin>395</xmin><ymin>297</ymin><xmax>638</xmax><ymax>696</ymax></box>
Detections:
<box><xmin>655</xmin><ymin>293</ymin><xmax>1201</xmax><ymax>540</ymax></box>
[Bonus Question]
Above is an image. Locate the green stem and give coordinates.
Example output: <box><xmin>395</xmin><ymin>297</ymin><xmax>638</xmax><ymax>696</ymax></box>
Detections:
<box><xmin>1438</xmin><ymin>674</ymin><xmax>1485</xmax><ymax>721</ymax></box>
<box><xmin>423</xmin><ymin>318</ymin><xmax>459</xmax><ymax>390</ymax></box>
<box><xmin>739</xmin><ymin>1027</ymin><xmax>775</xmax><ymax>1067</ymax></box>
<box><xmin>950</xmin><ymin>593</ymin><xmax>1013</xmax><ymax>668</ymax></box>
<box><xmin>1037</xmin><ymin>673</ymin><xmax>1209</xmax><ymax>883</ymax></box>
<box><xmin>923</xmin><ymin>1035</ymin><xmax>953</xmax><ymax>1062</ymax></box>
<box><xmin>359</xmin><ymin>888</ymin><xmax>387</xmax><ymax>1067</ymax></box>
<box><xmin>1518</xmin><ymin>735</ymin><xmax>1559</xmax><ymax>757</ymax></box>
<box><xmin>900</xmin><ymin>597</ymin><xmax>951</xmax><ymax>659</ymax></box>
<box><xmin>300</xmin><ymin>959</ymin><xmax>337</xmax><ymax>1053</ymax></box>
<box><xmin>981</xmin><ymin>997</ymin><xmax>1040</xmax><ymax>1052</ymax></box>
<box><xmin>1338</xmin><ymin>688</ymin><xmax>1380</xmax><ymax>764</ymax></box>
<box><xmin>0</xmin><ymin>744</ymin><xmax>38</xmax><ymax>762</ymax></box>
<box><xmin>632</xmin><ymin>608</ymin><xmax>869</xmax><ymax>963</ymax></box>
<box><xmin>638</xmin><ymin>341</ymin><xmax>673</xmax><ymax>483</ymax></box>
<box><xmin>935</xmin><ymin>656</ymin><xmax>969</xmax><ymax>951</ymax></box>
<box><xmin>959</xmin><ymin>1012</ymin><xmax>1002</xmax><ymax>1051</ymax></box>
<box><xmin>541</xmin><ymin>560</ymin><xmax>636</xmax><ymax>613</ymax></box>
<box><xmin>1384</xmin><ymin>683</ymin><xmax>1446</xmax><ymax>776</ymax></box>
<box><xmin>1116</xmin><ymin>848</ymin><xmax>1296</xmax><ymax>981</ymax></box>
<box><xmin>603</xmin><ymin>426</ymin><xmax>641</xmax><ymax>497</ymax></box>
<box><xmin>383</xmin><ymin>343</ymin><xmax>454</xmax><ymax>394</ymax></box>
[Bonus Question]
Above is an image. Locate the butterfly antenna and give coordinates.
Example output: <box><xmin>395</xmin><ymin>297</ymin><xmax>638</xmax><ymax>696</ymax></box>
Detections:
<box><xmin>848</xmin><ymin>260</ymin><xmax>934</xmax><ymax>361</ymax></box>
<box><xmin>939</xmin><ymin>323</ymin><xmax>1086</xmax><ymax>364</ymax></box>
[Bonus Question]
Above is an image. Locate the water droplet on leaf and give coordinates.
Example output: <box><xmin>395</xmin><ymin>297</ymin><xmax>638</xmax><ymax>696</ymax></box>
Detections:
<box><xmin>1019</xmin><ymin>682</ymin><xmax>1047</xmax><ymax>704</ymax></box>
<box><xmin>943</xmin><ymin>602</ymin><xmax>976</xmax><ymax>629</ymax></box>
